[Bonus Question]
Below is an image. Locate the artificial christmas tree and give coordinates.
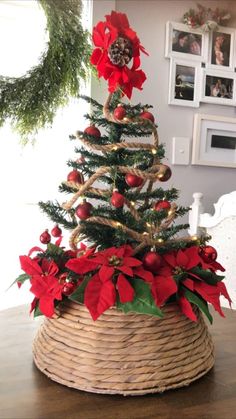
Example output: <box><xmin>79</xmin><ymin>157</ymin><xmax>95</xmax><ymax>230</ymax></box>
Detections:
<box><xmin>16</xmin><ymin>11</ymin><xmax>231</xmax><ymax>395</ymax></box>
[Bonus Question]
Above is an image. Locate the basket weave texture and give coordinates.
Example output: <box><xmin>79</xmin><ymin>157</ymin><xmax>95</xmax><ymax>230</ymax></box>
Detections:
<box><xmin>32</xmin><ymin>301</ymin><xmax>214</xmax><ymax>395</ymax></box>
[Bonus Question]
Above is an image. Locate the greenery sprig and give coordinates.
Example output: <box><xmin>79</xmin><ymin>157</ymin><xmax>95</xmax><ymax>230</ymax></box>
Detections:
<box><xmin>0</xmin><ymin>0</ymin><xmax>91</xmax><ymax>142</ymax></box>
<box><xmin>183</xmin><ymin>3</ymin><xmax>231</xmax><ymax>32</ymax></box>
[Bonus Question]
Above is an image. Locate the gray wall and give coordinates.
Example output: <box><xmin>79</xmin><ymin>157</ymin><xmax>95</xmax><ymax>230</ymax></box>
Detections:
<box><xmin>92</xmin><ymin>0</ymin><xmax>236</xmax><ymax>214</ymax></box>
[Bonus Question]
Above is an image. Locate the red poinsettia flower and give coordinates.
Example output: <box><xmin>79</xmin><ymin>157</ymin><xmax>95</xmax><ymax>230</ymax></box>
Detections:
<box><xmin>91</xmin><ymin>245</ymin><xmax>141</xmax><ymax>280</ymax></box>
<box><xmin>152</xmin><ymin>246</ymin><xmax>231</xmax><ymax>321</ymax></box>
<box><xmin>199</xmin><ymin>254</ymin><xmax>225</xmax><ymax>272</ymax></box>
<box><xmin>84</xmin><ymin>272</ymin><xmax>116</xmax><ymax>321</ymax></box>
<box><xmin>19</xmin><ymin>256</ymin><xmax>63</xmax><ymax>317</ymax></box>
<box><xmin>68</xmin><ymin>244</ymin><xmax>152</xmax><ymax>320</ymax></box>
<box><xmin>190</xmin><ymin>280</ymin><xmax>231</xmax><ymax>318</ymax></box>
<box><xmin>66</xmin><ymin>243</ymin><xmax>97</xmax><ymax>274</ymax></box>
<box><xmin>178</xmin><ymin>294</ymin><xmax>198</xmax><ymax>322</ymax></box>
<box><xmin>91</xmin><ymin>11</ymin><xmax>148</xmax><ymax>98</ymax></box>
<box><xmin>151</xmin><ymin>247</ymin><xmax>201</xmax><ymax>309</ymax></box>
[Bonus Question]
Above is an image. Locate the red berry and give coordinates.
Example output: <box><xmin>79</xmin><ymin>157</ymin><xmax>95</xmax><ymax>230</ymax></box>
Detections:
<box><xmin>111</xmin><ymin>190</ymin><xmax>125</xmax><ymax>208</ymax></box>
<box><xmin>76</xmin><ymin>156</ymin><xmax>85</xmax><ymax>164</ymax></box>
<box><xmin>140</xmin><ymin>111</ymin><xmax>155</xmax><ymax>123</ymax></box>
<box><xmin>143</xmin><ymin>251</ymin><xmax>162</xmax><ymax>274</ymax></box>
<box><xmin>114</xmin><ymin>106</ymin><xmax>126</xmax><ymax>120</ymax></box>
<box><xmin>67</xmin><ymin>169</ymin><xmax>84</xmax><ymax>184</ymax></box>
<box><xmin>159</xmin><ymin>165</ymin><xmax>172</xmax><ymax>182</ymax></box>
<box><xmin>62</xmin><ymin>282</ymin><xmax>76</xmax><ymax>296</ymax></box>
<box><xmin>75</xmin><ymin>201</ymin><xmax>93</xmax><ymax>220</ymax></box>
<box><xmin>154</xmin><ymin>200</ymin><xmax>171</xmax><ymax>211</ymax></box>
<box><xmin>125</xmin><ymin>173</ymin><xmax>143</xmax><ymax>188</ymax></box>
<box><xmin>40</xmin><ymin>229</ymin><xmax>51</xmax><ymax>244</ymax></box>
<box><xmin>51</xmin><ymin>225</ymin><xmax>62</xmax><ymax>237</ymax></box>
<box><xmin>84</xmin><ymin>125</ymin><xmax>101</xmax><ymax>138</ymax></box>
<box><xmin>199</xmin><ymin>246</ymin><xmax>217</xmax><ymax>262</ymax></box>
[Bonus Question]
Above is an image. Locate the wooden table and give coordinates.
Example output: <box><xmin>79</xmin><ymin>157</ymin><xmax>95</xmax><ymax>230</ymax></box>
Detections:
<box><xmin>0</xmin><ymin>306</ymin><xmax>236</xmax><ymax>419</ymax></box>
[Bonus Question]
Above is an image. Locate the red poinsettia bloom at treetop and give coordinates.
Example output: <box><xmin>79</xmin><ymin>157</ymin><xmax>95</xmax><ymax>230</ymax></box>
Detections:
<box><xmin>90</xmin><ymin>11</ymin><xmax>148</xmax><ymax>98</ymax></box>
<box><xmin>19</xmin><ymin>256</ymin><xmax>64</xmax><ymax>317</ymax></box>
<box><xmin>151</xmin><ymin>246</ymin><xmax>231</xmax><ymax>322</ymax></box>
<box><xmin>67</xmin><ymin>244</ymin><xmax>153</xmax><ymax>320</ymax></box>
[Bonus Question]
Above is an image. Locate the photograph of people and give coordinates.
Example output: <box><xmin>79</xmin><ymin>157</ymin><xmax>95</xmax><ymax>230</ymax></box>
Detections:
<box><xmin>205</xmin><ymin>76</ymin><xmax>233</xmax><ymax>99</ymax></box>
<box><xmin>211</xmin><ymin>32</ymin><xmax>231</xmax><ymax>67</ymax></box>
<box><xmin>172</xmin><ymin>31</ymin><xmax>202</xmax><ymax>56</ymax></box>
<box><xmin>175</xmin><ymin>65</ymin><xmax>195</xmax><ymax>101</ymax></box>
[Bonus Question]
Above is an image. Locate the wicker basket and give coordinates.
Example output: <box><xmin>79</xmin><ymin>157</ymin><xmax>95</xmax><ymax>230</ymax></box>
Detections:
<box><xmin>32</xmin><ymin>301</ymin><xmax>214</xmax><ymax>395</ymax></box>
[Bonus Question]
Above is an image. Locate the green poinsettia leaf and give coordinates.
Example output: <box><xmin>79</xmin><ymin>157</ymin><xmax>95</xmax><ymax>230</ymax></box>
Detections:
<box><xmin>184</xmin><ymin>288</ymin><xmax>213</xmax><ymax>324</ymax></box>
<box><xmin>17</xmin><ymin>273</ymin><xmax>30</xmax><ymax>283</ymax></box>
<box><xmin>117</xmin><ymin>278</ymin><xmax>163</xmax><ymax>318</ymax></box>
<box><xmin>191</xmin><ymin>266</ymin><xmax>224</xmax><ymax>285</ymax></box>
<box><xmin>34</xmin><ymin>305</ymin><xmax>43</xmax><ymax>318</ymax></box>
<box><xmin>46</xmin><ymin>243</ymin><xmax>64</xmax><ymax>256</ymax></box>
<box><xmin>69</xmin><ymin>277</ymin><xmax>91</xmax><ymax>304</ymax></box>
<box><xmin>9</xmin><ymin>273</ymin><xmax>30</xmax><ymax>289</ymax></box>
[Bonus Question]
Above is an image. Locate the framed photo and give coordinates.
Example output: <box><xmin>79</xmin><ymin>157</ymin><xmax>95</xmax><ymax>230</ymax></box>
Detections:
<box><xmin>165</xmin><ymin>21</ymin><xmax>208</xmax><ymax>62</ymax></box>
<box><xmin>192</xmin><ymin>114</ymin><xmax>236</xmax><ymax>168</ymax></box>
<box><xmin>201</xmin><ymin>69</ymin><xmax>236</xmax><ymax>106</ymax></box>
<box><xmin>207</xmin><ymin>26</ymin><xmax>235</xmax><ymax>71</ymax></box>
<box><xmin>168</xmin><ymin>59</ymin><xmax>201</xmax><ymax>107</ymax></box>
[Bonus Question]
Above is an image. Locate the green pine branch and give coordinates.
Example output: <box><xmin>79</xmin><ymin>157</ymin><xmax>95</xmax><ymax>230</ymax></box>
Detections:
<box><xmin>38</xmin><ymin>201</ymin><xmax>77</xmax><ymax>230</ymax></box>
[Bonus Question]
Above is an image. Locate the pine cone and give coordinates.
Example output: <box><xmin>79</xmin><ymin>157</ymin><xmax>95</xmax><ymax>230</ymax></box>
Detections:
<box><xmin>108</xmin><ymin>37</ymin><xmax>133</xmax><ymax>67</ymax></box>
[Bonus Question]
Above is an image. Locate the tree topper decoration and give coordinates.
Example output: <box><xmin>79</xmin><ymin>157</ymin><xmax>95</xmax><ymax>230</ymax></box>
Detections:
<box><xmin>90</xmin><ymin>11</ymin><xmax>148</xmax><ymax>98</ymax></box>
<box><xmin>183</xmin><ymin>3</ymin><xmax>231</xmax><ymax>32</ymax></box>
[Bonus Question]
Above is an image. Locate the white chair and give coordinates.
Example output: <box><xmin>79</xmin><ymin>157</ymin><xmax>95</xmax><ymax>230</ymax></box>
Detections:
<box><xmin>189</xmin><ymin>191</ymin><xmax>236</xmax><ymax>309</ymax></box>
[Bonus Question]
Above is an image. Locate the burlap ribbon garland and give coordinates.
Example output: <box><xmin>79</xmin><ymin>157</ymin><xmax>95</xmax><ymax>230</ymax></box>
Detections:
<box><xmin>62</xmin><ymin>93</ymin><xmax>193</xmax><ymax>252</ymax></box>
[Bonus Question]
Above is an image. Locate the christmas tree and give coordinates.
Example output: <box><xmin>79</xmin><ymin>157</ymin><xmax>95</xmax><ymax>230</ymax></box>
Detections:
<box><xmin>17</xmin><ymin>11</ymin><xmax>231</xmax><ymax>323</ymax></box>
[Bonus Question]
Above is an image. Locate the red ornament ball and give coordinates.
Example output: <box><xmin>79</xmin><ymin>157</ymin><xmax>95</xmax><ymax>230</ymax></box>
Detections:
<box><xmin>159</xmin><ymin>165</ymin><xmax>172</xmax><ymax>182</ymax></box>
<box><xmin>143</xmin><ymin>251</ymin><xmax>162</xmax><ymax>274</ymax></box>
<box><xmin>75</xmin><ymin>201</ymin><xmax>93</xmax><ymax>220</ymax></box>
<box><xmin>199</xmin><ymin>246</ymin><xmax>217</xmax><ymax>262</ymax></box>
<box><xmin>62</xmin><ymin>282</ymin><xmax>76</xmax><ymax>296</ymax></box>
<box><xmin>84</xmin><ymin>125</ymin><xmax>101</xmax><ymax>138</ymax></box>
<box><xmin>67</xmin><ymin>169</ymin><xmax>84</xmax><ymax>184</ymax></box>
<box><xmin>111</xmin><ymin>190</ymin><xmax>125</xmax><ymax>208</ymax></box>
<box><xmin>51</xmin><ymin>225</ymin><xmax>62</xmax><ymax>237</ymax></box>
<box><xmin>114</xmin><ymin>105</ymin><xmax>126</xmax><ymax>120</ymax></box>
<box><xmin>140</xmin><ymin>111</ymin><xmax>155</xmax><ymax>123</ymax></box>
<box><xmin>40</xmin><ymin>229</ymin><xmax>51</xmax><ymax>244</ymax></box>
<box><xmin>125</xmin><ymin>173</ymin><xmax>143</xmax><ymax>188</ymax></box>
<box><xmin>154</xmin><ymin>200</ymin><xmax>171</xmax><ymax>211</ymax></box>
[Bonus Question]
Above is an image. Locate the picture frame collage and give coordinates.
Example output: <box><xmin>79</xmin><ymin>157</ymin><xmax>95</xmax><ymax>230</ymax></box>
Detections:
<box><xmin>166</xmin><ymin>21</ymin><xmax>236</xmax><ymax>108</ymax></box>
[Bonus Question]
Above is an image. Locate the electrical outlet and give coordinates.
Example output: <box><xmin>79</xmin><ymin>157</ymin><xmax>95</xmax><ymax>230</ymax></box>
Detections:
<box><xmin>172</xmin><ymin>137</ymin><xmax>190</xmax><ymax>165</ymax></box>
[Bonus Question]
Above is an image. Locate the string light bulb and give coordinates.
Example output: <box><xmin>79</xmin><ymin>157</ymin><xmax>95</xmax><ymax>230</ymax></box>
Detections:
<box><xmin>151</xmin><ymin>148</ymin><xmax>157</xmax><ymax>155</ymax></box>
<box><xmin>157</xmin><ymin>238</ymin><xmax>163</xmax><ymax>243</ymax></box>
<box><xmin>146</xmin><ymin>222</ymin><xmax>151</xmax><ymax>227</ymax></box>
<box><xmin>130</xmin><ymin>201</ymin><xmax>135</xmax><ymax>206</ymax></box>
<box><xmin>112</xmin><ymin>146</ymin><xmax>118</xmax><ymax>151</ymax></box>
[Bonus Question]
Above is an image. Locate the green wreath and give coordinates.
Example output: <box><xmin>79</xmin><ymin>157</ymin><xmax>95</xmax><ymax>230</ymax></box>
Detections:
<box><xmin>0</xmin><ymin>0</ymin><xmax>91</xmax><ymax>141</ymax></box>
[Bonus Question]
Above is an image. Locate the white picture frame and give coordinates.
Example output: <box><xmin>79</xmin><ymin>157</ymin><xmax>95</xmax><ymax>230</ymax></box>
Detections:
<box><xmin>192</xmin><ymin>114</ymin><xmax>236</xmax><ymax>168</ymax></box>
<box><xmin>165</xmin><ymin>21</ymin><xmax>208</xmax><ymax>62</ymax></box>
<box><xmin>201</xmin><ymin>68</ymin><xmax>236</xmax><ymax>106</ymax></box>
<box><xmin>168</xmin><ymin>59</ymin><xmax>201</xmax><ymax>108</ymax></box>
<box><xmin>207</xmin><ymin>26</ymin><xmax>236</xmax><ymax>71</ymax></box>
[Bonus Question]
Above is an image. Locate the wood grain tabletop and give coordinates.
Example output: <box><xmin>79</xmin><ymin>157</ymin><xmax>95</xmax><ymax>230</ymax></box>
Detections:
<box><xmin>0</xmin><ymin>305</ymin><xmax>235</xmax><ymax>419</ymax></box>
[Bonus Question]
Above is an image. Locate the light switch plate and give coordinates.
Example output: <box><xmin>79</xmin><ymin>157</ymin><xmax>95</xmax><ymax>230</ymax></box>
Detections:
<box><xmin>172</xmin><ymin>137</ymin><xmax>190</xmax><ymax>165</ymax></box>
